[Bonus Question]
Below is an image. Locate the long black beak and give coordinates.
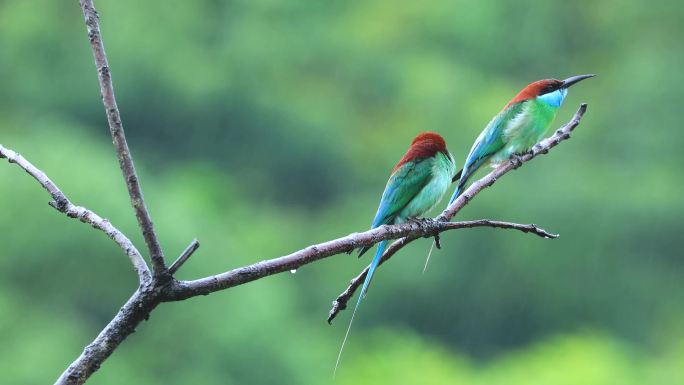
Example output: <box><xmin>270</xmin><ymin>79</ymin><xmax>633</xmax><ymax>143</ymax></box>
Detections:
<box><xmin>561</xmin><ymin>74</ymin><xmax>595</xmax><ymax>89</ymax></box>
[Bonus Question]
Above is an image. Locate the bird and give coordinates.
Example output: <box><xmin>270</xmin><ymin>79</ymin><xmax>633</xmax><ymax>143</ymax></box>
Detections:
<box><xmin>449</xmin><ymin>74</ymin><xmax>594</xmax><ymax>204</ymax></box>
<box><xmin>334</xmin><ymin>131</ymin><xmax>457</xmax><ymax>374</ymax></box>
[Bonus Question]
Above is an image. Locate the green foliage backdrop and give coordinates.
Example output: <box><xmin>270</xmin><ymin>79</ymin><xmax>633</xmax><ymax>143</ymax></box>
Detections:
<box><xmin>0</xmin><ymin>0</ymin><xmax>682</xmax><ymax>384</ymax></box>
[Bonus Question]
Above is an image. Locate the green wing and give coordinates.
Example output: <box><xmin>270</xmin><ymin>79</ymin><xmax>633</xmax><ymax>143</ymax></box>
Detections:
<box><xmin>357</xmin><ymin>158</ymin><xmax>434</xmax><ymax>257</ymax></box>
<box><xmin>459</xmin><ymin>101</ymin><xmax>525</xmax><ymax>183</ymax></box>
<box><xmin>371</xmin><ymin>158</ymin><xmax>434</xmax><ymax>227</ymax></box>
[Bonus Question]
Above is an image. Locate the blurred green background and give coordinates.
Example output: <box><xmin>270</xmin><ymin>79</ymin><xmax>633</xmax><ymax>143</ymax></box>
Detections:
<box><xmin>0</xmin><ymin>0</ymin><xmax>682</xmax><ymax>384</ymax></box>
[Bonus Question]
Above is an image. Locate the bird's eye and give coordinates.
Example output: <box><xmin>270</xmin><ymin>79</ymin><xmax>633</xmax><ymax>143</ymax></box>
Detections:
<box><xmin>542</xmin><ymin>83</ymin><xmax>561</xmax><ymax>95</ymax></box>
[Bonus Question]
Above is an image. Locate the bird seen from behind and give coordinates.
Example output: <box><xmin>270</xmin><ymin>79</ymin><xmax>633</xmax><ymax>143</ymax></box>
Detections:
<box><xmin>334</xmin><ymin>131</ymin><xmax>457</xmax><ymax>375</ymax></box>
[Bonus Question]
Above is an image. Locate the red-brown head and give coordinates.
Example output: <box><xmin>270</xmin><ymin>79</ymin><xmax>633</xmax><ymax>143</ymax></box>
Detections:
<box><xmin>393</xmin><ymin>132</ymin><xmax>449</xmax><ymax>173</ymax></box>
<box><xmin>505</xmin><ymin>74</ymin><xmax>595</xmax><ymax>108</ymax></box>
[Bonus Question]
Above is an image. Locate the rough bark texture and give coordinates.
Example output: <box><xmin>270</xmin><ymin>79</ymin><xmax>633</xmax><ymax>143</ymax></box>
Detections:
<box><xmin>54</xmin><ymin>287</ymin><xmax>162</xmax><ymax>385</ymax></box>
<box><xmin>79</xmin><ymin>0</ymin><xmax>166</xmax><ymax>276</ymax></box>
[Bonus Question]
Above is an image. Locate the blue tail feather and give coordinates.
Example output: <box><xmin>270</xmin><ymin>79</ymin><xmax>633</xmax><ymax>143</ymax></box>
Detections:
<box><xmin>448</xmin><ymin>156</ymin><xmax>489</xmax><ymax>204</ymax></box>
<box><xmin>359</xmin><ymin>240</ymin><xmax>387</xmax><ymax>299</ymax></box>
<box><xmin>448</xmin><ymin>184</ymin><xmax>463</xmax><ymax>204</ymax></box>
<box><xmin>333</xmin><ymin>240</ymin><xmax>388</xmax><ymax>376</ymax></box>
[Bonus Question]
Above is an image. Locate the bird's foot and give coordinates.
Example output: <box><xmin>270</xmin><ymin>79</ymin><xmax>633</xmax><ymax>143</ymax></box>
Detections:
<box><xmin>408</xmin><ymin>217</ymin><xmax>430</xmax><ymax>224</ymax></box>
<box><xmin>408</xmin><ymin>217</ymin><xmax>435</xmax><ymax>230</ymax></box>
<box><xmin>509</xmin><ymin>153</ymin><xmax>524</xmax><ymax>168</ymax></box>
<box><xmin>433</xmin><ymin>233</ymin><xmax>442</xmax><ymax>249</ymax></box>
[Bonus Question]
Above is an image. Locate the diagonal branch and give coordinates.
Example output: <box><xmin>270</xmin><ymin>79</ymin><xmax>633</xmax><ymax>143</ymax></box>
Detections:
<box><xmin>79</xmin><ymin>0</ymin><xmax>166</xmax><ymax>276</ymax></box>
<box><xmin>54</xmin><ymin>243</ymin><xmax>201</xmax><ymax>385</ymax></box>
<box><xmin>54</xmin><ymin>216</ymin><xmax>553</xmax><ymax>384</ymax></box>
<box><xmin>165</xmin><ymin>219</ymin><xmax>556</xmax><ymax>301</ymax></box>
<box><xmin>169</xmin><ymin>239</ymin><xmax>201</xmax><ymax>275</ymax></box>
<box><xmin>441</xmin><ymin>103</ymin><xmax>588</xmax><ymax>221</ymax></box>
<box><xmin>326</xmin><ymin>221</ymin><xmax>555</xmax><ymax>323</ymax></box>
<box><xmin>55</xmin><ymin>288</ymin><xmax>159</xmax><ymax>385</ymax></box>
<box><xmin>0</xmin><ymin>144</ymin><xmax>150</xmax><ymax>283</ymax></box>
<box><xmin>326</xmin><ymin>103</ymin><xmax>588</xmax><ymax>323</ymax></box>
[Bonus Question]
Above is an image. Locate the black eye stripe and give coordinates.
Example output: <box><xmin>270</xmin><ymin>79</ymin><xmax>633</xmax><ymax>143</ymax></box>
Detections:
<box><xmin>541</xmin><ymin>84</ymin><xmax>558</xmax><ymax>94</ymax></box>
<box><xmin>540</xmin><ymin>81</ymin><xmax>563</xmax><ymax>95</ymax></box>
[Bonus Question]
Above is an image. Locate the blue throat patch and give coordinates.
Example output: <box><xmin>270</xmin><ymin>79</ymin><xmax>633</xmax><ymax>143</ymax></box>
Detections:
<box><xmin>537</xmin><ymin>88</ymin><xmax>567</xmax><ymax>107</ymax></box>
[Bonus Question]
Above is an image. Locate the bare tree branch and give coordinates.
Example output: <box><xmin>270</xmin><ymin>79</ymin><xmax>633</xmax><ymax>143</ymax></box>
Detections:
<box><xmin>41</xmin><ymin>2</ymin><xmax>589</xmax><ymax>382</ymax></box>
<box><xmin>58</xmin><ymin>239</ymin><xmax>203</xmax><ymax>384</ymax></box>
<box><xmin>326</xmin><ymin>103</ymin><xmax>588</xmax><ymax>323</ymax></box>
<box><xmin>166</xmin><ymin>219</ymin><xmax>557</xmax><ymax>301</ymax></box>
<box><xmin>325</xmin><ymin>222</ymin><xmax>555</xmax><ymax>323</ymax></box>
<box><xmin>0</xmin><ymin>144</ymin><xmax>150</xmax><ymax>283</ymax></box>
<box><xmin>169</xmin><ymin>239</ymin><xmax>201</xmax><ymax>274</ymax></box>
<box><xmin>52</xmin><ymin>217</ymin><xmax>553</xmax><ymax>384</ymax></box>
<box><xmin>79</xmin><ymin>0</ymin><xmax>166</xmax><ymax>276</ymax></box>
<box><xmin>55</xmin><ymin>288</ymin><xmax>159</xmax><ymax>385</ymax></box>
<box><xmin>47</xmin><ymin>100</ymin><xmax>587</xmax><ymax>385</ymax></box>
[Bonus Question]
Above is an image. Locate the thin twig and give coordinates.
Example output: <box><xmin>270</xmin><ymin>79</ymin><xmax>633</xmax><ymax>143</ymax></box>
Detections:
<box><xmin>0</xmin><ymin>144</ymin><xmax>150</xmax><ymax>283</ymax></box>
<box><xmin>79</xmin><ymin>0</ymin><xmax>166</xmax><ymax>276</ymax></box>
<box><xmin>169</xmin><ymin>239</ymin><xmax>201</xmax><ymax>275</ymax></box>
<box><xmin>326</xmin><ymin>103</ymin><xmax>587</xmax><ymax>323</ymax></box>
